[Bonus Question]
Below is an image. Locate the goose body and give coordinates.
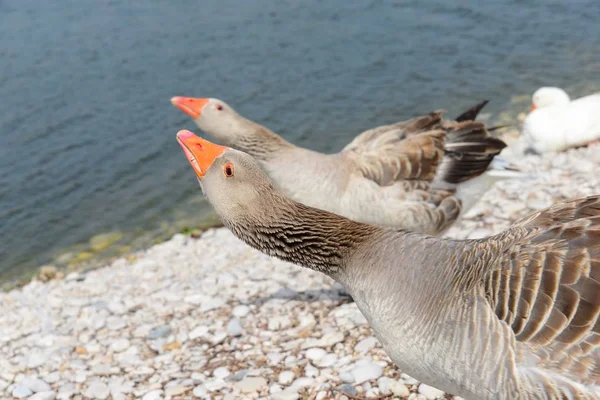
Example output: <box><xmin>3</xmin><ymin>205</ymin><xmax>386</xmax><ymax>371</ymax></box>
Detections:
<box><xmin>176</xmin><ymin>131</ymin><xmax>600</xmax><ymax>399</ymax></box>
<box><xmin>172</xmin><ymin>97</ymin><xmax>510</xmax><ymax>235</ymax></box>
<box><xmin>523</xmin><ymin>87</ymin><xmax>600</xmax><ymax>153</ymax></box>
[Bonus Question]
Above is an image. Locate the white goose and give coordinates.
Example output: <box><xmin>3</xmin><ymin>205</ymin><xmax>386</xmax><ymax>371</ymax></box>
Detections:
<box><xmin>523</xmin><ymin>87</ymin><xmax>600</xmax><ymax>153</ymax></box>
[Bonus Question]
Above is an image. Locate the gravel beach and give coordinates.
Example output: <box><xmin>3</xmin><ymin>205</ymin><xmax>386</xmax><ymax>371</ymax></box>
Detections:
<box><xmin>2</xmin><ymin>145</ymin><xmax>599</xmax><ymax>400</ymax></box>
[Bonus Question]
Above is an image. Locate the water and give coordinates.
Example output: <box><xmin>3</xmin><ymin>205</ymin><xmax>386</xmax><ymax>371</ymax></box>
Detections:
<box><xmin>1</xmin><ymin>0</ymin><xmax>599</xmax><ymax>282</ymax></box>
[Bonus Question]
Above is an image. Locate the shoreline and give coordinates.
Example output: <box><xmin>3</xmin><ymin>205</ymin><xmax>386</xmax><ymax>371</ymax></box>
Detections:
<box><xmin>1</xmin><ymin>145</ymin><xmax>599</xmax><ymax>399</ymax></box>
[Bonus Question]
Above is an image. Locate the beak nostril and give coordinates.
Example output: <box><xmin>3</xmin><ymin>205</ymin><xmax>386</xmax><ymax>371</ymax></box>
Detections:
<box><xmin>195</xmin><ymin>143</ymin><xmax>203</xmax><ymax>150</ymax></box>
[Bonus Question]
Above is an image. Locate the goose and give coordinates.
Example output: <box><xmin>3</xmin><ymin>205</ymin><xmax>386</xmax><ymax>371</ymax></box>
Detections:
<box><xmin>523</xmin><ymin>87</ymin><xmax>600</xmax><ymax>153</ymax></box>
<box><xmin>176</xmin><ymin>130</ymin><xmax>600</xmax><ymax>400</ymax></box>
<box><xmin>172</xmin><ymin>97</ymin><xmax>515</xmax><ymax>235</ymax></box>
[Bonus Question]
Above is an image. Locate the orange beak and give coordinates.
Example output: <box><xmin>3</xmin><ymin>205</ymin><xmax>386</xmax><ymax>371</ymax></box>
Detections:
<box><xmin>176</xmin><ymin>130</ymin><xmax>228</xmax><ymax>178</ymax></box>
<box><xmin>171</xmin><ymin>97</ymin><xmax>210</xmax><ymax>119</ymax></box>
<box><xmin>530</xmin><ymin>104</ymin><xmax>537</xmax><ymax>111</ymax></box>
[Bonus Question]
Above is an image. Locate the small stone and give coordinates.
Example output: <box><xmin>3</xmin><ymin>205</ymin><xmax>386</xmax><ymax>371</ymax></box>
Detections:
<box><xmin>213</xmin><ymin>367</ymin><xmax>230</xmax><ymax>379</ymax></box>
<box><xmin>401</xmin><ymin>373</ymin><xmax>419</xmax><ymax>385</ymax></box>
<box><xmin>38</xmin><ymin>265</ymin><xmax>58</xmax><ymax>281</ymax></box>
<box><xmin>93</xmin><ymin>364</ymin><xmax>112</xmax><ymax>376</ymax></box>
<box><xmin>339</xmin><ymin>371</ymin><xmax>355</xmax><ymax>383</ymax></box>
<box><xmin>271</xmin><ymin>390</ymin><xmax>300</xmax><ymax>400</ymax></box>
<box><xmin>22</xmin><ymin>377</ymin><xmax>52</xmax><ymax>393</ymax></box>
<box><xmin>228</xmin><ymin>369</ymin><xmax>248</xmax><ymax>382</ymax></box>
<box><xmin>163</xmin><ymin>341</ymin><xmax>182</xmax><ymax>351</ymax></box>
<box><xmin>317</xmin><ymin>353</ymin><xmax>337</xmax><ymax>367</ymax></box>
<box><xmin>319</xmin><ymin>331</ymin><xmax>344</xmax><ymax>346</ymax></box>
<box><xmin>111</xmin><ymin>338</ymin><xmax>130</xmax><ymax>353</ymax></box>
<box><xmin>226</xmin><ymin>318</ymin><xmax>243</xmax><ymax>336</ymax></box>
<box><xmin>418</xmin><ymin>383</ymin><xmax>446</xmax><ymax>399</ymax></box>
<box><xmin>204</xmin><ymin>378</ymin><xmax>227</xmax><ymax>392</ymax></box>
<box><xmin>304</xmin><ymin>363</ymin><xmax>319</xmax><ymax>378</ymax></box>
<box><xmin>29</xmin><ymin>392</ymin><xmax>57</xmax><ymax>400</ymax></box>
<box><xmin>236</xmin><ymin>376</ymin><xmax>267</xmax><ymax>393</ymax></box>
<box><xmin>338</xmin><ymin>384</ymin><xmax>358</xmax><ymax>397</ymax></box>
<box><xmin>354</xmin><ymin>337</ymin><xmax>378</xmax><ymax>353</ymax></box>
<box><xmin>351</xmin><ymin>361</ymin><xmax>383</xmax><ymax>384</ymax></box>
<box><xmin>200</xmin><ymin>297</ymin><xmax>226</xmax><ymax>312</ymax></box>
<box><xmin>378</xmin><ymin>377</ymin><xmax>409</xmax><ymax>397</ymax></box>
<box><xmin>165</xmin><ymin>385</ymin><xmax>187</xmax><ymax>396</ymax></box>
<box><xmin>291</xmin><ymin>377</ymin><xmax>314</xmax><ymax>388</ymax></box>
<box><xmin>44</xmin><ymin>372</ymin><xmax>61</xmax><ymax>384</ymax></box>
<box><xmin>12</xmin><ymin>385</ymin><xmax>33</xmax><ymax>398</ymax></box>
<box><xmin>83</xmin><ymin>381</ymin><xmax>110</xmax><ymax>399</ymax></box>
<box><xmin>232</xmin><ymin>305</ymin><xmax>250</xmax><ymax>317</ymax></box>
<box><xmin>141</xmin><ymin>389</ymin><xmax>163</xmax><ymax>400</ymax></box>
<box><xmin>57</xmin><ymin>383</ymin><xmax>77</xmax><ymax>400</ymax></box>
<box><xmin>147</xmin><ymin>325</ymin><xmax>172</xmax><ymax>340</ymax></box>
<box><xmin>305</xmin><ymin>347</ymin><xmax>327</xmax><ymax>362</ymax></box>
<box><xmin>278</xmin><ymin>371</ymin><xmax>295</xmax><ymax>385</ymax></box>
<box><xmin>192</xmin><ymin>385</ymin><xmax>208</xmax><ymax>397</ymax></box>
<box><xmin>189</xmin><ymin>325</ymin><xmax>209</xmax><ymax>340</ymax></box>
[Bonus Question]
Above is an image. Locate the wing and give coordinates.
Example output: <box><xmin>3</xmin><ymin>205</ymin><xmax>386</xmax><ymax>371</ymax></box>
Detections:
<box><xmin>484</xmin><ymin>196</ymin><xmax>600</xmax><ymax>384</ymax></box>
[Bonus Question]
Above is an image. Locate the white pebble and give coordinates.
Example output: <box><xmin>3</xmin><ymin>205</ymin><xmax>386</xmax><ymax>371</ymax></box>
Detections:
<box><xmin>354</xmin><ymin>336</ymin><xmax>378</xmax><ymax>353</ymax></box>
<box><xmin>305</xmin><ymin>348</ymin><xmax>327</xmax><ymax>362</ymax></box>
<box><xmin>236</xmin><ymin>376</ymin><xmax>267</xmax><ymax>393</ymax></box>
<box><xmin>141</xmin><ymin>389</ymin><xmax>163</xmax><ymax>400</ymax></box>
<box><xmin>84</xmin><ymin>381</ymin><xmax>110</xmax><ymax>400</ymax></box>
<box><xmin>12</xmin><ymin>385</ymin><xmax>33</xmax><ymax>398</ymax></box>
<box><xmin>111</xmin><ymin>338</ymin><xmax>130</xmax><ymax>353</ymax></box>
<box><xmin>189</xmin><ymin>325</ymin><xmax>209</xmax><ymax>340</ymax></box>
<box><xmin>213</xmin><ymin>367</ymin><xmax>230</xmax><ymax>379</ymax></box>
<box><xmin>418</xmin><ymin>383</ymin><xmax>446</xmax><ymax>399</ymax></box>
<box><xmin>278</xmin><ymin>371</ymin><xmax>295</xmax><ymax>385</ymax></box>
<box><xmin>29</xmin><ymin>392</ymin><xmax>57</xmax><ymax>400</ymax></box>
<box><xmin>351</xmin><ymin>360</ymin><xmax>383</xmax><ymax>384</ymax></box>
<box><xmin>232</xmin><ymin>305</ymin><xmax>250</xmax><ymax>317</ymax></box>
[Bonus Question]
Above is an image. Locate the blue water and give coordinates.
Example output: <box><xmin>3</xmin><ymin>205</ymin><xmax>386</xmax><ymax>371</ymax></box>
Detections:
<box><xmin>1</xmin><ymin>0</ymin><xmax>599</xmax><ymax>281</ymax></box>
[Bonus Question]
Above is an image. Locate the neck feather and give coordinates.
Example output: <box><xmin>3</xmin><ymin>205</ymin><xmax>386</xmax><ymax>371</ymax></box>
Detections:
<box><xmin>232</xmin><ymin>120</ymin><xmax>294</xmax><ymax>161</ymax></box>
<box><xmin>223</xmin><ymin>193</ymin><xmax>379</xmax><ymax>276</ymax></box>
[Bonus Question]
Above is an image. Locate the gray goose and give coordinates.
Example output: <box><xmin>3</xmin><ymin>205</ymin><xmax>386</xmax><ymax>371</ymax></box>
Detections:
<box><xmin>171</xmin><ymin>97</ymin><xmax>513</xmax><ymax>235</ymax></box>
<box><xmin>176</xmin><ymin>130</ymin><xmax>599</xmax><ymax>400</ymax></box>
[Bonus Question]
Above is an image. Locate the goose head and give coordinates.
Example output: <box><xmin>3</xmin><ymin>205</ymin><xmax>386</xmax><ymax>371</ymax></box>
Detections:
<box><xmin>530</xmin><ymin>87</ymin><xmax>570</xmax><ymax>111</ymax></box>
<box><xmin>172</xmin><ymin>97</ymin><xmax>249</xmax><ymax>146</ymax></box>
<box><xmin>176</xmin><ymin>129</ymin><xmax>276</xmax><ymax>221</ymax></box>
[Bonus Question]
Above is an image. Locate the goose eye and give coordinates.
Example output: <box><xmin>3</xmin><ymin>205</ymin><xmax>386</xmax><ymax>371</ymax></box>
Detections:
<box><xmin>216</xmin><ymin>104</ymin><xmax>224</xmax><ymax>111</ymax></box>
<box><xmin>223</xmin><ymin>163</ymin><xmax>234</xmax><ymax>177</ymax></box>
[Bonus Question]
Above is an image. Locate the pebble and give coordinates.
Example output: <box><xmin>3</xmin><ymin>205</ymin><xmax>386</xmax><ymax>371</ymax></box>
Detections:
<box><xmin>141</xmin><ymin>389</ymin><xmax>163</xmax><ymax>400</ymax></box>
<box><xmin>339</xmin><ymin>371</ymin><xmax>355</xmax><ymax>383</ymax></box>
<box><xmin>83</xmin><ymin>382</ymin><xmax>110</xmax><ymax>399</ymax></box>
<box><xmin>22</xmin><ymin>377</ymin><xmax>52</xmax><ymax>393</ymax></box>
<box><xmin>418</xmin><ymin>383</ymin><xmax>446</xmax><ymax>399</ymax></box>
<box><xmin>232</xmin><ymin>305</ymin><xmax>250</xmax><ymax>317</ymax></box>
<box><xmin>354</xmin><ymin>336</ymin><xmax>378</xmax><ymax>353</ymax></box>
<box><xmin>401</xmin><ymin>373</ymin><xmax>420</xmax><ymax>385</ymax></box>
<box><xmin>236</xmin><ymin>376</ymin><xmax>267</xmax><ymax>393</ymax></box>
<box><xmin>192</xmin><ymin>385</ymin><xmax>208</xmax><ymax>397</ymax></box>
<box><xmin>12</xmin><ymin>385</ymin><xmax>33</xmax><ymax>398</ymax></box>
<box><xmin>204</xmin><ymin>378</ymin><xmax>227</xmax><ymax>392</ymax></box>
<box><xmin>338</xmin><ymin>384</ymin><xmax>358</xmax><ymax>397</ymax></box>
<box><xmin>165</xmin><ymin>385</ymin><xmax>187</xmax><ymax>396</ymax></box>
<box><xmin>351</xmin><ymin>360</ymin><xmax>384</xmax><ymax>384</ymax></box>
<box><xmin>378</xmin><ymin>377</ymin><xmax>410</xmax><ymax>397</ymax></box>
<box><xmin>226</xmin><ymin>318</ymin><xmax>243</xmax><ymax>336</ymax></box>
<box><xmin>29</xmin><ymin>392</ymin><xmax>57</xmax><ymax>400</ymax></box>
<box><xmin>111</xmin><ymin>338</ymin><xmax>130</xmax><ymax>353</ymax></box>
<box><xmin>213</xmin><ymin>367</ymin><xmax>230</xmax><ymax>379</ymax></box>
<box><xmin>305</xmin><ymin>347</ymin><xmax>327</xmax><ymax>362</ymax></box>
<box><xmin>278</xmin><ymin>371</ymin><xmax>295</xmax><ymax>385</ymax></box>
<box><xmin>147</xmin><ymin>325</ymin><xmax>172</xmax><ymax>340</ymax></box>
<box><xmin>189</xmin><ymin>325</ymin><xmax>209</xmax><ymax>340</ymax></box>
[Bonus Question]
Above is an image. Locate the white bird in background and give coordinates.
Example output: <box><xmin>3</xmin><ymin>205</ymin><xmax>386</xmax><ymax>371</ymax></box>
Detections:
<box><xmin>522</xmin><ymin>87</ymin><xmax>600</xmax><ymax>153</ymax></box>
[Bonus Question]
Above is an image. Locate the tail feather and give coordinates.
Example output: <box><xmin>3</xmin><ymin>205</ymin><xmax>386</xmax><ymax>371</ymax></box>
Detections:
<box><xmin>455</xmin><ymin>100</ymin><xmax>489</xmax><ymax>122</ymax></box>
<box><xmin>435</xmin><ymin>121</ymin><xmax>507</xmax><ymax>185</ymax></box>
